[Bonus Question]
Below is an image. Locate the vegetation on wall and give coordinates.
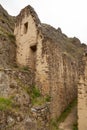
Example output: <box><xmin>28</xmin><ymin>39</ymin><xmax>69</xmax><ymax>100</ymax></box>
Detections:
<box><xmin>50</xmin><ymin>98</ymin><xmax>77</xmax><ymax>130</ymax></box>
<box><xmin>31</xmin><ymin>86</ymin><xmax>51</xmax><ymax>106</ymax></box>
<box><xmin>0</xmin><ymin>97</ymin><xmax>13</xmax><ymax>111</ymax></box>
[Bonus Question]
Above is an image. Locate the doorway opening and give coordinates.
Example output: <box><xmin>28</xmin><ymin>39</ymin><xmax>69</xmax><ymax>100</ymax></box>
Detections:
<box><xmin>30</xmin><ymin>45</ymin><xmax>37</xmax><ymax>70</ymax></box>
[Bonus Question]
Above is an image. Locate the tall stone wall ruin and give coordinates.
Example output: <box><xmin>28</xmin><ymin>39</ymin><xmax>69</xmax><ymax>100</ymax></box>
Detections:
<box><xmin>14</xmin><ymin>5</ymin><xmax>79</xmax><ymax>122</ymax></box>
<box><xmin>40</xmin><ymin>39</ymin><xmax>78</xmax><ymax>118</ymax></box>
<box><xmin>14</xmin><ymin>6</ymin><xmax>40</xmax><ymax>70</ymax></box>
<box><xmin>78</xmin><ymin>53</ymin><xmax>87</xmax><ymax>130</ymax></box>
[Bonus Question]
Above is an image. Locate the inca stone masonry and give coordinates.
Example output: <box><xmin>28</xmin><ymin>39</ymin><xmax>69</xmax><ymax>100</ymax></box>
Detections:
<box><xmin>14</xmin><ymin>5</ymin><xmax>87</xmax><ymax>130</ymax></box>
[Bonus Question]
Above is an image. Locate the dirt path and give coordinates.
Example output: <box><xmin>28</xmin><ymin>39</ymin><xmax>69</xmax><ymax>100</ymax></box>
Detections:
<box><xmin>58</xmin><ymin>106</ymin><xmax>77</xmax><ymax>130</ymax></box>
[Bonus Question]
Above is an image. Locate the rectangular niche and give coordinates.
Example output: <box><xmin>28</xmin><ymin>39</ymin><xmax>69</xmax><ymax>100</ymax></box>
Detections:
<box><xmin>30</xmin><ymin>45</ymin><xmax>37</xmax><ymax>52</ymax></box>
<box><xmin>24</xmin><ymin>22</ymin><xmax>28</xmax><ymax>34</ymax></box>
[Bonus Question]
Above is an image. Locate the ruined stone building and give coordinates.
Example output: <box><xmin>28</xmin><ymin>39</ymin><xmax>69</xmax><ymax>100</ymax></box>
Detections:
<box><xmin>14</xmin><ymin>5</ymin><xmax>84</xmax><ymax>119</ymax></box>
<box><xmin>0</xmin><ymin>4</ymin><xmax>87</xmax><ymax>130</ymax></box>
<box><xmin>78</xmin><ymin>52</ymin><xmax>87</xmax><ymax>130</ymax></box>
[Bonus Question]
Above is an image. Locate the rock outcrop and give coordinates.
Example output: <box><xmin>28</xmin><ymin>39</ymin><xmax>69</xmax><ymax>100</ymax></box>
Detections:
<box><xmin>0</xmin><ymin>4</ymin><xmax>16</xmax><ymax>68</ymax></box>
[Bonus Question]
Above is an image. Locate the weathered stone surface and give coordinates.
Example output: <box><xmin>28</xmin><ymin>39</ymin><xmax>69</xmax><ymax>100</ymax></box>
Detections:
<box><xmin>31</xmin><ymin>104</ymin><xmax>50</xmax><ymax>129</ymax></box>
<box><xmin>14</xmin><ymin>5</ymin><xmax>85</xmax><ymax>129</ymax></box>
<box><xmin>0</xmin><ymin>5</ymin><xmax>16</xmax><ymax>68</ymax></box>
<box><xmin>14</xmin><ymin>5</ymin><xmax>41</xmax><ymax>69</ymax></box>
<box><xmin>36</xmin><ymin>39</ymin><xmax>78</xmax><ymax>118</ymax></box>
<box><xmin>78</xmin><ymin>53</ymin><xmax>87</xmax><ymax>130</ymax></box>
<box><xmin>0</xmin><ymin>68</ymin><xmax>36</xmax><ymax>129</ymax></box>
<box><xmin>0</xmin><ymin>4</ymin><xmax>87</xmax><ymax>130</ymax></box>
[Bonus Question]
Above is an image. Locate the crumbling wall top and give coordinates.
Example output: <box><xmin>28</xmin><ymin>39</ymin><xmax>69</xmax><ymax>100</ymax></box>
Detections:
<box><xmin>15</xmin><ymin>5</ymin><xmax>41</xmax><ymax>28</ymax></box>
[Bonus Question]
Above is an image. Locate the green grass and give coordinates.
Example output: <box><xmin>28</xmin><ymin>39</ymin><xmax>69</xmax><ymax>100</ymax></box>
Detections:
<box><xmin>32</xmin><ymin>97</ymin><xmax>45</xmax><ymax>106</ymax></box>
<box><xmin>16</xmin><ymin>78</ymin><xmax>51</xmax><ymax>106</ymax></box>
<box><xmin>30</xmin><ymin>86</ymin><xmax>51</xmax><ymax>106</ymax></box>
<box><xmin>49</xmin><ymin>98</ymin><xmax>77</xmax><ymax>129</ymax></box>
<box><xmin>57</xmin><ymin>99</ymin><xmax>77</xmax><ymax>124</ymax></box>
<box><xmin>31</xmin><ymin>86</ymin><xmax>43</xmax><ymax>106</ymax></box>
<box><xmin>32</xmin><ymin>86</ymin><xmax>41</xmax><ymax>98</ymax></box>
<box><xmin>15</xmin><ymin>79</ymin><xmax>43</xmax><ymax>106</ymax></box>
<box><xmin>0</xmin><ymin>97</ymin><xmax>13</xmax><ymax>111</ymax></box>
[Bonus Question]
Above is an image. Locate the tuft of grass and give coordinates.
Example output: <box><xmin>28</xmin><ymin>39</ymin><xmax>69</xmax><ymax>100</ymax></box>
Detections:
<box><xmin>32</xmin><ymin>97</ymin><xmax>45</xmax><ymax>106</ymax></box>
<box><xmin>31</xmin><ymin>86</ymin><xmax>51</xmax><ymax>106</ymax></box>
<box><xmin>32</xmin><ymin>86</ymin><xmax>41</xmax><ymax>98</ymax></box>
<box><xmin>45</xmin><ymin>95</ymin><xmax>51</xmax><ymax>102</ymax></box>
<box><xmin>0</xmin><ymin>97</ymin><xmax>13</xmax><ymax>111</ymax></box>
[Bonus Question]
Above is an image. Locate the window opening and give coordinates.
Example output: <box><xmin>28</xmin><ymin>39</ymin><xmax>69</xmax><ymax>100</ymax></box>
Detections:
<box><xmin>24</xmin><ymin>22</ymin><xmax>28</xmax><ymax>34</ymax></box>
<box><xmin>30</xmin><ymin>45</ymin><xmax>37</xmax><ymax>52</ymax></box>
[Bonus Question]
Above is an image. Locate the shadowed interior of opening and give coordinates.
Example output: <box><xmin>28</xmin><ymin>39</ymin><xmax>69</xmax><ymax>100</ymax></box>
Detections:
<box><xmin>24</xmin><ymin>22</ymin><xmax>28</xmax><ymax>34</ymax></box>
<box><xmin>30</xmin><ymin>45</ymin><xmax>37</xmax><ymax>52</ymax></box>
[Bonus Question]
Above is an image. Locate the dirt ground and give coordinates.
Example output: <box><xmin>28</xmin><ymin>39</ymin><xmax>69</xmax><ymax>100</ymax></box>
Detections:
<box><xmin>58</xmin><ymin>106</ymin><xmax>77</xmax><ymax>130</ymax></box>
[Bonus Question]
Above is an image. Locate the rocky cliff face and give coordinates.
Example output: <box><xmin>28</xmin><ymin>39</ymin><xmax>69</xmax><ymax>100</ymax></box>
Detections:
<box><xmin>0</xmin><ymin>4</ymin><xmax>16</xmax><ymax>68</ymax></box>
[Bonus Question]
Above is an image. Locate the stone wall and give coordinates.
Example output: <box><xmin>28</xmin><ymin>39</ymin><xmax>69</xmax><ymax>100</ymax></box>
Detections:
<box><xmin>0</xmin><ymin>68</ymin><xmax>35</xmax><ymax>97</ymax></box>
<box><xmin>14</xmin><ymin>7</ymin><xmax>38</xmax><ymax>69</ymax></box>
<box><xmin>14</xmin><ymin>5</ymin><xmax>79</xmax><ymax>125</ymax></box>
<box><xmin>40</xmin><ymin>39</ymin><xmax>78</xmax><ymax>118</ymax></box>
<box><xmin>35</xmin><ymin>35</ymin><xmax>50</xmax><ymax>95</ymax></box>
<box><xmin>78</xmin><ymin>54</ymin><xmax>87</xmax><ymax>130</ymax></box>
<box><xmin>0</xmin><ymin>68</ymin><xmax>50</xmax><ymax>130</ymax></box>
<box><xmin>31</xmin><ymin>104</ymin><xmax>50</xmax><ymax>130</ymax></box>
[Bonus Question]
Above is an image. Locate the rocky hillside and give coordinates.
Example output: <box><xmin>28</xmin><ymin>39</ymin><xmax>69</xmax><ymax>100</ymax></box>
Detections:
<box><xmin>41</xmin><ymin>23</ymin><xmax>86</xmax><ymax>60</ymax></box>
<box><xmin>0</xmin><ymin>5</ymin><xmax>50</xmax><ymax>130</ymax></box>
<box><xmin>0</xmin><ymin>4</ymin><xmax>16</xmax><ymax>68</ymax></box>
